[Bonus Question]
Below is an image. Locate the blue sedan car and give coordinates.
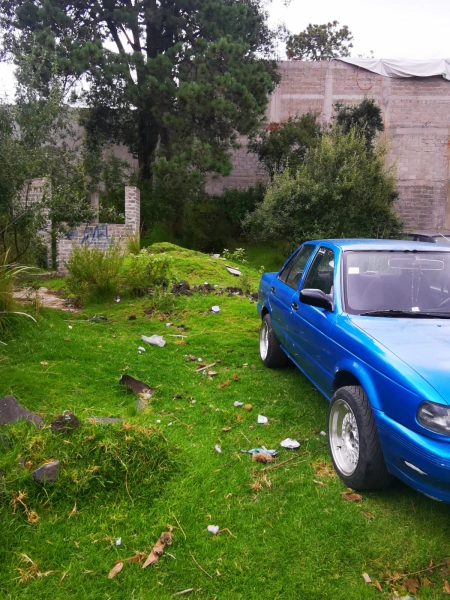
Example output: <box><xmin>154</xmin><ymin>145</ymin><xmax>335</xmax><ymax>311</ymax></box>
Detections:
<box><xmin>257</xmin><ymin>239</ymin><xmax>450</xmax><ymax>502</ymax></box>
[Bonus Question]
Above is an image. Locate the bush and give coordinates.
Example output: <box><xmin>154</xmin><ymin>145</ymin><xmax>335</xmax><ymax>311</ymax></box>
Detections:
<box><xmin>244</xmin><ymin>129</ymin><xmax>403</xmax><ymax>245</ymax></box>
<box><xmin>65</xmin><ymin>243</ymin><xmax>124</xmax><ymax>304</ymax></box>
<box><xmin>121</xmin><ymin>248</ymin><xmax>173</xmax><ymax>296</ymax></box>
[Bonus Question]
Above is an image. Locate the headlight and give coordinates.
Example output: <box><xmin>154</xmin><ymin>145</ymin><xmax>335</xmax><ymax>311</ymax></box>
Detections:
<box><xmin>417</xmin><ymin>401</ymin><xmax>450</xmax><ymax>435</ymax></box>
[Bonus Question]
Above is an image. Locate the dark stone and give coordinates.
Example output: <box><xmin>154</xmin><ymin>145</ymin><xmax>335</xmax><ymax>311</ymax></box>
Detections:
<box><xmin>90</xmin><ymin>417</ymin><xmax>123</xmax><ymax>425</ymax></box>
<box><xmin>32</xmin><ymin>460</ymin><xmax>60</xmax><ymax>485</ymax></box>
<box><xmin>0</xmin><ymin>396</ymin><xmax>43</xmax><ymax>428</ymax></box>
<box><xmin>50</xmin><ymin>411</ymin><xmax>81</xmax><ymax>434</ymax></box>
<box><xmin>251</xmin><ymin>293</ymin><xmax>258</xmax><ymax>301</ymax></box>
<box><xmin>0</xmin><ymin>433</ymin><xmax>9</xmax><ymax>448</ymax></box>
<box><xmin>128</xmin><ymin>315</ymin><xmax>137</xmax><ymax>320</ymax></box>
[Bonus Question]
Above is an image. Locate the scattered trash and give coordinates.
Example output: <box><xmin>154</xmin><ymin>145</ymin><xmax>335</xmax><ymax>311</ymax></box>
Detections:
<box><xmin>211</xmin><ymin>306</ymin><xmax>220</xmax><ymax>314</ymax></box>
<box><xmin>197</xmin><ymin>358</ymin><xmax>203</xmax><ymax>362</ymax></box>
<box><xmin>252</xmin><ymin>453</ymin><xmax>274</xmax><ymax>464</ymax></box>
<box><xmin>212</xmin><ymin>254</ymin><xmax>220</xmax><ymax>259</ymax></box>
<box><xmin>68</xmin><ymin>325</ymin><xmax>72</xmax><ymax>329</ymax></box>
<box><xmin>156</xmin><ymin>420</ymin><xmax>161</xmax><ymax>423</ymax></box>
<box><xmin>142</xmin><ymin>528</ymin><xmax>173</xmax><ymax>568</ymax></box>
<box><xmin>222</xmin><ymin>427</ymin><xmax>231</xmax><ymax>432</ymax></box>
<box><xmin>89</xmin><ymin>315</ymin><xmax>108</xmax><ymax>322</ymax></box>
<box><xmin>138</xmin><ymin>346</ymin><xmax>146</xmax><ymax>352</ymax></box>
<box><xmin>141</xmin><ymin>334</ymin><xmax>166</xmax><ymax>348</ymax></box>
<box><xmin>234</xmin><ymin>401</ymin><xmax>244</xmax><ymax>407</ymax></box>
<box><xmin>226</xmin><ymin>266</ymin><xmax>242</xmax><ymax>276</ymax></box>
<box><xmin>115</xmin><ymin>298</ymin><xmax>121</xmax><ymax>303</ymax></box>
<box><xmin>241</xmin><ymin>447</ymin><xmax>278</xmax><ymax>457</ymax></box>
<box><xmin>208</xmin><ymin>371</ymin><xmax>218</xmax><ymax>377</ymax></box>
<box><xmin>207</xmin><ymin>525</ymin><xmax>220</xmax><ymax>535</ymax></box>
<box><xmin>40</xmin><ymin>361</ymin><xmax>48</xmax><ymax>366</ymax></box>
<box><xmin>320</xmin><ymin>431</ymin><xmax>326</xmax><ymax>436</ymax></box>
<box><xmin>168</xmin><ymin>422</ymin><xmax>173</xmax><ymax>427</ymax></box>
<box><xmin>166</xmin><ymin>323</ymin><xmax>172</xmax><ymax>327</ymax></box>
<box><xmin>257</xmin><ymin>415</ymin><xmax>268</xmax><ymax>424</ymax></box>
<box><xmin>119</xmin><ymin>375</ymin><xmax>156</xmax><ymax>400</ymax></box>
<box><xmin>243</xmin><ymin>404</ymin><xmax>252</xmax><ymax>411</ymax></box>
<box><xmin>214</xmin><ymin>445</ymin><xmax>222</xmax><ymax>453</ymax></box>
<box><xmin>107</xmin><ymin>552</ymin><xmax>146</xmax><ymax>578</ymax></box>
<box><xmin>50</xmin><ymin>411</ymin><xmax>80</xmax><ymax>433</ymax></box>
<box><xmin>362</xmin><ymin>573</ymin><xmax>371</xmax><ymax>583</ymax></box>
<box><xmin>280</xmin><ymin>438</ymin><xmax>300</xmax><ymax>449</ymax></box>
<box><xmin>116</xmin><ymin>537</ymin><xmax>122</xmax><ymax>546</ymax></box>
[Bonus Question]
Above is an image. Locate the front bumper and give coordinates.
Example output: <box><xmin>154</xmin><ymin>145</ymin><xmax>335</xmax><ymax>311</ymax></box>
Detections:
<box><xmin>376</xmin><ymin>410</ymin><xmax>450</xmax><ymax>502</ymax></box>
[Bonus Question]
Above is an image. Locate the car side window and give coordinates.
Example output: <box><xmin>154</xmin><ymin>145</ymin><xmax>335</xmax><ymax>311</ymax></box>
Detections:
<box><xmin>302</xmin><ymin>247</ymin><xmax>335</xmax><ymax>296</ymax></box>
<box><xmin>278</xmin><ymin>245</ymin><xmax>315</xmax><ymax>289</ymax></box>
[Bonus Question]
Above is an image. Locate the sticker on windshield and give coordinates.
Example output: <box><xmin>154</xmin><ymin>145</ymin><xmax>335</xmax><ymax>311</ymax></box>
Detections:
<box><xmin>348</xmin><ymin>267</ymin><xmax>359</xmax><ymax>274</ymax></box>
<box><xmin>411</xmin><ymin>306</ymin><xmax>420</xmax><ymax>312</ymax></box>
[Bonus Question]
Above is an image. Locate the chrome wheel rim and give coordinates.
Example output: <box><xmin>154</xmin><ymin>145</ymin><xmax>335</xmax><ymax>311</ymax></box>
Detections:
<box><xmin>329</xmin><ymin>399</ymin><xmax>359</xmax><ymax>476</ymax></box>
<box><xmin>260</xmin><ymin>320</ymin><xmax>269</xmax><ymax>360</ymax></box>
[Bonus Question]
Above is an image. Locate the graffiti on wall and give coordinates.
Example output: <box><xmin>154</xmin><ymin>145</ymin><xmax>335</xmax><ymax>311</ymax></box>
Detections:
<box><xmin>69</xmin><ymin>224</ymin><xmax>111</xmax><ymax>249</ymax></box>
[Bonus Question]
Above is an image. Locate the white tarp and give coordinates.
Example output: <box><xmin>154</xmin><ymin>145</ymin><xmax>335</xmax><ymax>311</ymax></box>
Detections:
<box><xmin>337</xmin><ymin>58</ymin><xmax>450</xmax><ymax>81</ymax></box>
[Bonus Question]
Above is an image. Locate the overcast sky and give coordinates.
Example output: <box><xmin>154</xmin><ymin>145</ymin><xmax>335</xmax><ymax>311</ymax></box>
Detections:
<box><xmin>1</xmin><ymin>0</ymin><xmax>450</xmax><ymax>96</ymax></box>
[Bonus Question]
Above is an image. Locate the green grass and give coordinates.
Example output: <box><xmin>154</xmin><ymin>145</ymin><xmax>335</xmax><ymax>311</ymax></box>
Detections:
<box><xmin>1</xmin><ymin>244</ymin><xmax>450</xmax><ymax>599</ymax></box>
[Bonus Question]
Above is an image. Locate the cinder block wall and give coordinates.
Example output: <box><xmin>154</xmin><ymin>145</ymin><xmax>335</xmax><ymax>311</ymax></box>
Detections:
<box><xmin>207</xmin><ymin>61</ymin><xmax>450</xmax><ymax>231</ymax></box>
<box><xmin>20</xmin><ymin>178</ymin><xmax>52</xmax><ymax>268</ymax></box>
<box><xmin>56</xmin><ymin>186</ymin><xmax>140</xmax><ymax>274</ymax></box>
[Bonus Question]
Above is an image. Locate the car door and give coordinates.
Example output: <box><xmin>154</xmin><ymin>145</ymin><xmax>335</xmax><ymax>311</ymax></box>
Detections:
<box><xmin>269</xmin><ymin>244</ymin><xmax>316</xmax><ymax>347</ymax></box>
<box><xmin>288</xmin><ymin>246</ymin><xmax>339</xmax><ymax>397</ymax></box>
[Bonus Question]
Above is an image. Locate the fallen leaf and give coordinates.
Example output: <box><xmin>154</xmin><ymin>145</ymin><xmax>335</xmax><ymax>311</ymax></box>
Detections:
<box><xmin>115</xmin><ymin>553</ymin><xmax>145</xmax><ymax>565</ymax></box>
<box><xmin>362</xmin><ymin>512</ymin><xmax>375</xmax><ymax>520</ymax></box>
<box><xmin>362</xmin><ymin>573</ymin><xmax>371</xmax><ymax>583</ymax></box>
<box><xmin>174</xmin><ymin>340</ymin><xmax>186</xmax><ymax>345</ymax></box>
<box><xmin>313</xmin><ymin>480</ymin><xmax>326</xmax><ymax>487</ymax></box>
<box><xmin>68</xmin><ymin>501</ymin><xmax>77</xmax><ymax>519</ymax></box>
<box><xmin>243</xmin><ymin>404</ymin><xmax>252</xmax><ymax>411</ymax></box>
<box><xmin>443</xmin><ymin>567</ymin><xmax>450</xmax><ymax>577</ymax></box>
<box><xmin>232</xmin><ymin>374</ymin><xmax>239</xmax><ymax>381</ymax></box>
<box><xmin>222</xmin><ymin>427</ymin><xmax>231</xmax><ymax>432</ymax></box>
<box><xmin>252</xmin><ymin>452</ymin><xmax>274</xmax><ymax>464</ymax></box>
<box><xmin>217</xmin><ymin>380</ymin><xmax>230</xmax><ymax>389</ymax></box>
<box><xmin>445</xmin><ymin>580</ymin><xmax>450</xmax><ymax>594</ymax></box>
<box><xmin>142</xmin><ymin>528</ymin><xmax>173</xmax><ymax>568</ymax></box>
<box><xmin>64</xmin><ymin>337</ymin><xmax>70</xmax><ymax>342</ymax></box>
<box><xmin>374</xmin><ymin>579</ymin><xmax>382</xmax><ymax>592</ymax></box>
<box><xmin>340</xmin><ymin>492</ymin><xmax>362</xmax><ymax>502</ymax></box>
<box><xmin>404</xmin><ymin>577</ymin><xmax>419</xmax><ymax>594</ymax></box>
<box><xmin>40</xmin><ymin>361</ymin><xmax>48</xmax><ymax>367</ymax></box>
<box><xmin>422</xmin><ymin>577</ymin><xmax>432</xmax><ymax>587</ymax></box>
<box><xmin>236</xmin><ymin>414</ymin><xmax>241</xmax><ymax>422</ymax></box>
<box><xmin>108</xmin><ymin>562</ymin><xmax>123</xmax><ymax>579</ymax></box>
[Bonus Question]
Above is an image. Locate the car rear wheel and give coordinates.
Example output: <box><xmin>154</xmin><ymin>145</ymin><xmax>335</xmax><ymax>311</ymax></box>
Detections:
<box><xmin>259</xmin><ymin>314</ymin><xmax>288</xmax><ymax>368</ymax></box>
<box><xmin>328</xmin><ymin>386</ymin><xmax>392</xmax><ymax>490</ymax></box>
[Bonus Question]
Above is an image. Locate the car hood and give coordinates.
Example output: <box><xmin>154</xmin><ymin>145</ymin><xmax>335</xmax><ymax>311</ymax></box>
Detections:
<box><xmin>350</xmin><ymin>317</ymin><xmax>450</xmax><ymax>403</ymax></box>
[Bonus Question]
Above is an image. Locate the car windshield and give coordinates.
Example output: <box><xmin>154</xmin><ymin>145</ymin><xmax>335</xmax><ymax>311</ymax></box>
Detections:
<box><xmin>344</xmin><ymin>251</ymin><xmax>450</xmax><ymax>315</ymax></box>
<box><xmin>431</xmin><ymin>235</ymin><xmax>450</xmax><ymax>246</ymax></box>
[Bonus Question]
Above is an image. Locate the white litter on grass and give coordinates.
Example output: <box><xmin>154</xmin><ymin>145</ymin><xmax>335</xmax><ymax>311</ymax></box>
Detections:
<box><xmin>168</xmin><ymin>422</ymin><xmax>173</xmax><ymax>427</ymax></box>
<box><xmin>234</xmin><ymin>401</ymin><xmax>244</xmax><ymax>407</ymax></box>
<box><xmin>198</xmin><ymin>358</ymin><xmax>203</xmax><ymax>362</ymax></box>
<box><xmin>166</xmin><ymin>323</ymin><xmax>173</xmax><ymax>327</ymax></box>
<box><xmin>211</xmin><ymin>306</ymin><xmax>220</xmax><ymax>314</ymax></box>
<box><xmin>115</xmin><ymin>298</ymin><xmax>121</xmax><ymax>303</ymax></box>
<box><xmin>115</xmin><ymin>537</ymin><xmax>122</xmax><ymax>546</ymax></box>
<box><xmin>68</xmin><ymin>325</ymin><xmax>72</xmax><ymax>329</ymax></box>
<box><xmin>207</xmin><ymin>525</ymin><xmax>220</xmax><ymax>535</ymax></box>
<box><xmin>214</xmin><ymin>445</ymin><xmax>222</xmax><ymax>453</ymax></box>
<box><xmin>141</xmin><ymin>334</ymin><xmax>166</xmax><ymax>347</ymax></box>
<box><xmin>138</xmin><ymin>346</ymin><xmax>146</xmax><ymax>352</ymax></box>
<box><xmin>320</xmin><ymin>431</ymin><xmax>326</xmax><ymax>436</ymax></box>
<box><xmin>257</xmin><ymin>415</ymin><xmax>268</xmax><ymax>424</ymax></box>
<box><xmin>280</xmin><ymin>438</ymin><xmax>300</xmax><ymax>449</ymax></box>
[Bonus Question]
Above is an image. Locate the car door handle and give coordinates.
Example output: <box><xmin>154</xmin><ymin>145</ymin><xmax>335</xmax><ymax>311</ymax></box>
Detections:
<box><xmin>270</xmin><ymin>286</ymin><xmax>276</xmax><ymax>293</ymax></box>
<box><xmin>291</xmin><ymin>301</ymin><xmax>298</xmax><ymax>310</ymax></box>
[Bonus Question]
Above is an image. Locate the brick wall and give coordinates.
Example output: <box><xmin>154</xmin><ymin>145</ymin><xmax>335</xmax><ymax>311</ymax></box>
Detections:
<box><xmin>56</xmin><ymin>186</ymin><xmax>140</xmax><ymax>274</ymax></box>
<box><xmin>208</xmin><ymin>61</ymin><xmax>450</xmax><ymax>231</ymax></box>
<box><xmin>20</xmin><ymin>178</ymin><xmax>52</xmax><ymax>268</ymax></box>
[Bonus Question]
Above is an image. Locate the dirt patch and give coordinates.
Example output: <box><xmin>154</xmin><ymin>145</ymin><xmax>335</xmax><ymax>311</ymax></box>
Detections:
<box><xmin>12</xmin><ymin>287</ymin><xmax>78</xmax><ymax>313</ymax></box>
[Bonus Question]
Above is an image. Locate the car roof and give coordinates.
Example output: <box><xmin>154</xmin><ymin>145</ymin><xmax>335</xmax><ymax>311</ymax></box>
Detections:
<box><xmin>307</xmin><ymin>238</ymin><xmax>450</xmax><ymax>252</ymax></box>
<box><xmin>405</xmin><ymin>231</ymin><xmax>450</xmax><ymax>236</ymax></box>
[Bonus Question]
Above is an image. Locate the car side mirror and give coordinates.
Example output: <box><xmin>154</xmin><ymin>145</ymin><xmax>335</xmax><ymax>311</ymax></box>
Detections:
<box><xmin>300</xmin><ymin>288</ymin><xmax>333</xmax><ymax>311</ymax></box>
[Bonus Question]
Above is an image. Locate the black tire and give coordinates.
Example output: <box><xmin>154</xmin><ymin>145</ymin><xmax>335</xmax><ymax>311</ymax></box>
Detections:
<box><xmin>259</xmin><ymin>314</ymin><xmax>288</xmax><ymax>368</ymax></box>
<box><xmin>328</xmin><ymin>386</ymin><xmax>392</xmax><ymax>490</ymax></box>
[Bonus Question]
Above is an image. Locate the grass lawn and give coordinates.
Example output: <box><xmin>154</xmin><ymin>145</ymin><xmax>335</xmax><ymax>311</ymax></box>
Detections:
<box><xmin>1</xmin><ymin>244</ymin><xmax>450</xmax><ymax>599</ymax></box>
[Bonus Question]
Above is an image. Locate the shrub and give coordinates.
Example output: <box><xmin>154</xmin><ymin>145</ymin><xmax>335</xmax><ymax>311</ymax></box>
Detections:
<box><xmin>65</xmin><ymin>243</ymin><xmax>124</xmax><ymax>304</ymax></box>
<box><xmin>121</xmin><ymin>248</ymin><xmax>173</xmax><ymax>296</ymax></box>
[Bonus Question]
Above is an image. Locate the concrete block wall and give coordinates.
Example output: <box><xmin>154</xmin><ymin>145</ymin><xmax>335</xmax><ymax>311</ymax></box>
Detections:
<box><xmin>56</xmin><ymin>186</ymin><xmax>140</xmax><ymax>274</ymax></box>
<box><xmin>20</xmin><ymin>178</ymin><xmax>52</xmax><ymax>268</ymax></box>
<box><xmin>209</xmin><ymin>60</ymin><xmax>450</xmax><ymax>231</ymax></box>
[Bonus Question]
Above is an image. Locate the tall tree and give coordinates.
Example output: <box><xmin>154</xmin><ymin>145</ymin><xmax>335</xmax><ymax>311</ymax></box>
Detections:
<box><xmin>286</xmin><ymin>21</ymin><xmax>353</xmax><ymax>61</ymax></box>
<box><xmin>1</xmin><ymin>0</ymin><xmax>279</xmax><ymax>188</ymax></box>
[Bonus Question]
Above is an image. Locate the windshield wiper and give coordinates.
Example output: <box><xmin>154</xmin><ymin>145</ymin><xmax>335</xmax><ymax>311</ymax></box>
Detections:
<box><xmin>360</xmin><ymin>310</ymin><xmax>450</xmax><ymax>319</ymax></box>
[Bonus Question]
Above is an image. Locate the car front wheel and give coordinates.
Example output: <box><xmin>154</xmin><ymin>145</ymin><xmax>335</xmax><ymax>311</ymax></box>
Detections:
<box><xmin>259</xmin><ymin>314</ymin><xmax>288</xmax><ymax>368</ymax></box>
<box><xmin>328</xmin><ymin>386</ymin><xmax>392</xmax><ymax>490</ymax></box>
